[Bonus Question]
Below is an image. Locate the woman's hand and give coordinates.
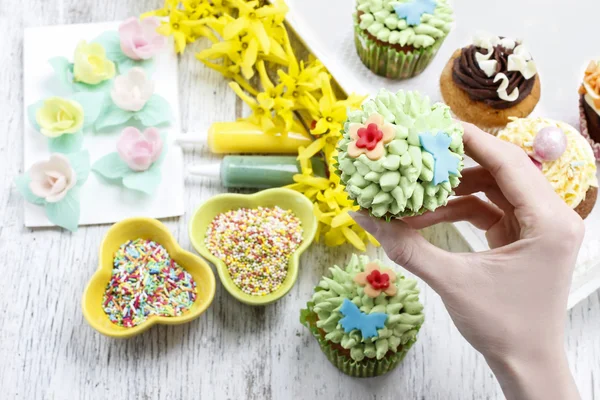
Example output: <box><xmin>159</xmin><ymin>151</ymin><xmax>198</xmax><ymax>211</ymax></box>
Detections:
<box><xmin>351</xmin><ymin>122</ymin><xmax>583</xmax><ymax>400</ymax></box>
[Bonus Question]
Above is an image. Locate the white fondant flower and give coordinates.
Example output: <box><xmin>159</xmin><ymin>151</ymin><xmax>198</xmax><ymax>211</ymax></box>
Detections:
<box><xmin>110</xmin><ymin>67</ymin><xmax>154</xmax><ymax>112</ymax></box>
<box><xmin>28</xmin><ymin>154</ymin><xmax>77</xmax><ymax>202</ymax></box>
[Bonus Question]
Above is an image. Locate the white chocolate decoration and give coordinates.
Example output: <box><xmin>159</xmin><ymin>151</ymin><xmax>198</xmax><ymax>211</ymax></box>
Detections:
<box><xmin>493</xmin><ymin>73</ymin><xmax>519</xmax><ymax>101</ymax></box>
<box><xmin>507</xmin><ymin>44</ymin><xmax>537</xmax><ymax>80</ymax></box>
<box><xmin>479</xmin><ymin>59</ymin><xmax>498</xmax><ymax>78</ymax></box>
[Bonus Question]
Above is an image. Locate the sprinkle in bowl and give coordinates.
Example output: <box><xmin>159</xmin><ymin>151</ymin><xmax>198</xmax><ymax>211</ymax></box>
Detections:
<box><xmin>82</xmin><ymin>217</ymin><xmax>216</xmax><ymax>338</ymax></box>
<box><xmin>188</xmin><ymin>188</ymin><xmax>317</xmax><ymax>306</ymax></box>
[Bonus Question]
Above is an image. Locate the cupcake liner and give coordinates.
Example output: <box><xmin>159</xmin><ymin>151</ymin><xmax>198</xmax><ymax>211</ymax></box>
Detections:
<box><xmin>579</xmin><ymin>97</ymin><xmax>600</xmax><ymax>160</ymax></box>
<box><xmin>300</xmin><ymin>304</ymin><xmax>416</xmax><ymax>378</ymax></box>
<box><xmin>354</xmin><ymin>26</ymin><xmax>444</xmax><ymax>80</ymax></box>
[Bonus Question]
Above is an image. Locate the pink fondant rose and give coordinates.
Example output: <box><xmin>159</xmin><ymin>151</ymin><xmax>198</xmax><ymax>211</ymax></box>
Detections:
<box><xmin>28</xmin><ymin>154</ymin><xmax>77</xmax><ymax>202</ymax></box>
<box><xmin>117</xmin><ymin>127</ymin><xmax>163</xmax><ymax>171</ymax></box>
<box><xmin>353</xmin><ymin>263</ymin><xmax>398</xmax><ymax>298</ymax></box>
<box><xmin>118</xmin><ymin>17</ymin><xmax>166</xmax><ymax>61</ymax></box>
<box><xmin>347</xmin><ymin>113</ymin><xmax>396</xmax><ymax>160</ymax></box>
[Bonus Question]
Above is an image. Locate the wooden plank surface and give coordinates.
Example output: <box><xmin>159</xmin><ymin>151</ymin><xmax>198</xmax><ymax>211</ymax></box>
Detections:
<box><xmin>0</xmin><ymin>1</ymin><xmax>599</xmax><ymax>399</ymax></box>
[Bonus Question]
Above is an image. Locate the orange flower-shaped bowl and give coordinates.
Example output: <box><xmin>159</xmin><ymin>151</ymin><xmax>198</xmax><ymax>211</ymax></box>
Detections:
<box><xmin>82</xmin><ymin>218</ymin><xmax>216</xmax><ymax>338</ymax></box>
<box><xmin>188</xmin><ymin>188</ymin><xmax>317</xmax><ymax>306</ymax></box>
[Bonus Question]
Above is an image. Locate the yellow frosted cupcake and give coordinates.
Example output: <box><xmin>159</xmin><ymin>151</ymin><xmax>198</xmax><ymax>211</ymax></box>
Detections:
<box><xmin>498</xmin><ymin>117</ymin><xmax>598</xmax><ymax>219</ymax></box>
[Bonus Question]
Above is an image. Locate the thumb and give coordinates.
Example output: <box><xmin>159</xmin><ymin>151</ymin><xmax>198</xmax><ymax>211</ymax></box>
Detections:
<box><xmin>351</xmin><ymin>211</ymin><xmax>459</xmax><ymax>290</ymax></box>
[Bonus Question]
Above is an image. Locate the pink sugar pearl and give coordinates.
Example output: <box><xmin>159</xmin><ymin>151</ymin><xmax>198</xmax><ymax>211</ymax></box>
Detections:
<box><xmin>533</xmin><ymin>127</ymin><xmax>567</xmax><ymax>162</ymax></box>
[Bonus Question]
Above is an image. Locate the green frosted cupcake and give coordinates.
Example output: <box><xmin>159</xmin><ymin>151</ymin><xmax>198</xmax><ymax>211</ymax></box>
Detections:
<box><xmin>336</xmin><ymin>89</ymin><xmax>464</xmax><ymax>218</ymax></box>
<box><xmin>300</xmin><ymin>254</ymin><xmax>424</xmax><ymax>377</ymax></box>
<box><xmin>355</xmin><ymin>0</ymin><xmax>453</xmax><ymax>79</ymax></box>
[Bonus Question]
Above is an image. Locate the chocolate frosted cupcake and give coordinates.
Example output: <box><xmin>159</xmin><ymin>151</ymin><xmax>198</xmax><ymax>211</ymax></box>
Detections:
<box><xmin>336</xmin><ymin>89</ymin><xmax>464</xmax><ymax>219</ymax></box>
<box><xmin>578</xmin><ymin>60</ymin><xmax>600</xmax><ymax>160</ymax></box>
<box><xmin>440</xmin><ymin>33</ymin><xmax>541</xmax><ymax>134</ymax></box>
<box><xmin>498</xmin><ymin>117</ymin><xmax>598</xmax><ymax>219</ymax></box>
<box><xmin>355</xmin><ymin>0</ymin><xmax>453</xmax><ymax>80</ymax></box>
<box><xmin>300</xmin><ymin>254</ymin><xmax>424</xmax><ymax>377</ymax></box>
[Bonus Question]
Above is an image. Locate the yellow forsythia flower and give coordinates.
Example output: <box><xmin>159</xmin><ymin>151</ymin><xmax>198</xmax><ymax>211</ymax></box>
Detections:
<box><xmin>35</xmin><ymin>97</ymin><xmax>84</xmax><ymax>138</ymax></box>
<box><xmin>72</xmin><ymin>41</ymin><xmax>115</xmax><ymax>85</ymax></box>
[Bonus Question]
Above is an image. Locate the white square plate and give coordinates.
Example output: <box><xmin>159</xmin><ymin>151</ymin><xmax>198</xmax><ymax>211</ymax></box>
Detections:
<box><xmin>284</xmin><ymin>0</ymin><xmax>600</xmax><ymax>308</ymax></box>
<box><xmin>23</xmin><ymin>21</ymin><xmax>185</xmax><ymax>228</ymax></box>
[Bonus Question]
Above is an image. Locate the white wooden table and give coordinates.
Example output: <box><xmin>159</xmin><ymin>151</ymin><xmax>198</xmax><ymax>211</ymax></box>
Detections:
<box><xmin>1</xmin><ymin>1</ymin><xmax>599</xmax><ymax>399</ymax></box>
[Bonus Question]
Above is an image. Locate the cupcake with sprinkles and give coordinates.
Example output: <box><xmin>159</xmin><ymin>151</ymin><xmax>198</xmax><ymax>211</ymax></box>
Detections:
<box><xmin>440</xmin><ymin>33</ymin><xmax>541</xmax><ymax>134</ymax></box>
<box><xmin>498</xmin><ymin>117</ymin><xmax>598</xmax><ymax>219</ymax></box>
<box><xmin>354</xmin><ymin>0</ymin><xmax>454</xmax><ymax>79</ymax></box>
<box><xmin>578</xmin><ymin>60</ymin><xmax>600</xmax><ymax>160</ymax></box>
<box><xmin>336</xmin><ymin>89</ymin><xmax>464</xmax><ymax>219</ymax></box>
<box><xmin>300</xmin><ymin>254</ymin><xmax>424</xmax><ymax>377</ymax></box>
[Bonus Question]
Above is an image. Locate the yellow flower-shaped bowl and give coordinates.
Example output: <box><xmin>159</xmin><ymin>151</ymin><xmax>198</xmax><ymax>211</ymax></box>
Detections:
<box><xmin>82</xmin><ymin>218</ymin><xmax>216</xmax><ymax>338</ymax></box>
<box><xmin>188</xmin><ymin>188</ymin><xmax>317</xmax><ymax>306</ymax></box>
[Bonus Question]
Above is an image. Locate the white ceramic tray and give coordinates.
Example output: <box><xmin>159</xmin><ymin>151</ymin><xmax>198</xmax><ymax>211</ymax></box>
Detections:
<box><xmin>284</xmin><ymin>0</ymin><xmax>600</xmax><ymax>308</ymax></box>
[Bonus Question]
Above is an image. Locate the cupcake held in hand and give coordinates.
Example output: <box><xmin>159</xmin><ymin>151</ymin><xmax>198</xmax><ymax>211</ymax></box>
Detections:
<box><xmin>578</xmin><ymin>60</ymin><xmax>600</xmax><ymax>160</ymax></box>
<box><xmin>498</xmin><ymin>117</ymin><xmax>598</xmax><ymax>219</ymax></box>
<box><xmin>300</xmin><ymin>255</ymin><xmax>424</xmax><ymax>377</ymax></box>
<box><xmin>440</xmin><ymin>33</ymin><xmax>541</xmax><ymax>134</ymax></box>
<box><xmin>336</xmin><ymin>89</ymin><xmax>464</xmax><ymax>219</ymax></box>
<box><xmin>354</xmin><ymin>0</ymin><xmax>453</xmax><ymax>79</ymax></box>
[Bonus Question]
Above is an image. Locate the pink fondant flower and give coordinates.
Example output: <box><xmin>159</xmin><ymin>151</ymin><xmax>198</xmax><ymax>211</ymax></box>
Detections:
<box><xmin>353</xmin><ymin>263</ymin><xmax>398</xmax><ymax>298</ymax></box>
<box><xmin>118</xmin><ymin>17</ymin><xmax>166</xmax><ymax>61</ymax></box>
<box><xmin>347</xmin><ymin>113</ymin><xmax>396</xmax><ymax>160</ymax></box>
<box><xmin>117</xmin><ymin>127</ymin><xmax>163</xmax><ymax>171</ymax></box>
<box><xmin>28</xmin><ymin>154</ymin><xmax>77</xmax><ymax>202</ymax></box>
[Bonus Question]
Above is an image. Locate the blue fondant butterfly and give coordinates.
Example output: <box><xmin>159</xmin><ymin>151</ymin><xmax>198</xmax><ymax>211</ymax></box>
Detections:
<box><xmin>339</xmin><ymin>299</ymin><xmax>388</xmax><ymax>339</ymax></box>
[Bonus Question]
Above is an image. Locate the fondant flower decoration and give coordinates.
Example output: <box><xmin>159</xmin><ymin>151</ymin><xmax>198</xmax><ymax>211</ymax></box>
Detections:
<box><xmin>35</xmin><ymin>97</ymin><xmax>84</xmax><ymax>138</ymax></box>
<box><xmin>117</xmin><ymin>127</ymin><xmax>164</xmax><ymax>171</ymax></box>
<box><xmin>339</xmin><ymin>298</ymin><xmax>388</xmax><ymax>339</ymax></box>
<box><xmin>119</xmin><ymin>17</ymin><xmax>166</xmax><ymax>61</ymax></box>
<box><xmin>111</xmin><ymin>67</ymin><xmax>155</xmax><ymax>112</ymax></box>
<box><xmin>92</xmin><ymin>127</ymin><xmax>167</xmax><ymax>195</ymax></box>
<box><xmin>27</xmin><ymin>93</ymin><xmax>106</xmax><ymax>153</ymax></box>
<box><xmin>73</xmin><ymin>41</ymin><xmax>116</xmax><ymax>85</ymax></box>
<box><xmin>393</xmin><ymin>0</ymin><xmax>437</xmax><ymax>26</ymax></box>
<box><xmin>353</xmin><ymin>262</ymin><xmax>398</xmax><ymax>298</ymax></box>
<box><xmin>347</xmin><ymin>113</ymin><xmax>396</xmax><ymax>160</ymax></box>
<box><xmin>95</xmin><ymin>68</ymin><xmax>171</xmax><ymax>131</ymax></box>
<box><xmin>14</xmin><ymin>151</ymin><xmax>90</xmax><ymax>232</ymax></box>
<box><xmin>419</xmin><ymin>132</ymin><xmax>460</xmax><ymax>185</ymax></box>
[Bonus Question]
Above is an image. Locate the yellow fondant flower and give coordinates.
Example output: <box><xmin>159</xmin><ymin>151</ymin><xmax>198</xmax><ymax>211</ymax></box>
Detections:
<box><xmin>72</xmin><ymin>41</ymin><xmax>116</xmax><ymax>85</ymax></box>
<box><xmin>353</xmin><ymin>263</ymin><xmax>398</xmax><ymax>298</ymax></box>
<box><xmin>347</xmin><ymin>113</ymin><xmax>396</xmax><ymax>161</ymax></box>
<box><xmin>35</xmin><ymin>97</ymin><xmax>84</xmax><ymax>138</ymax></box>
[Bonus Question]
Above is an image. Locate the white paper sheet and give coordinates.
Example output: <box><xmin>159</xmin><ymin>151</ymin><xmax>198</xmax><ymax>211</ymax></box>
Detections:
<box><xmin>23</xmin><ymin>21</ymin><xmax>185</xmax><ymax>228</ymax></box>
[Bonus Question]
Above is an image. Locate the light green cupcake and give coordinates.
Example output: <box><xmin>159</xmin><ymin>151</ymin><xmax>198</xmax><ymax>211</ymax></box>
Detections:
<box><xmin>300</xmin><ymin>254</ymin><xmax>424</xmax><ymax>377</ymax></box>
<box><xmin>336</xmin><ymin>89</ymin><xmax>464</xmax><ymax>219</ymax></box>
<box><xmin>355</xmin><ymin>0</ymin><xmax>454</xmax><ymax>79</ymax></box>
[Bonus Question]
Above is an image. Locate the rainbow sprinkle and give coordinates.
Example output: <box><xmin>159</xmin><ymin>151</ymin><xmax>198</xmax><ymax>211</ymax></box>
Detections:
<box><xmin>103</xmin><ymin>239</ymin><xmax>197</xmax><ymax>328</ymax></box>
<box><xmin>205</xmin><ymin>206</ymin><xmax>303</xmax><ymax>296</ymax></box>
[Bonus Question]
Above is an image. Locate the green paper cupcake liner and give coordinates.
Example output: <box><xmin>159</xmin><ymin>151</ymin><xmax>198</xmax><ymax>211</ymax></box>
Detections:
<box><xmin>300</xmin><ymin>303</ymin><xmax>416</xmax><ymax>378</ymax></box>
<box><xmin>354</xmin><ymin>27</ymin><xmax>445</xmax><ymax>80</ymax></box>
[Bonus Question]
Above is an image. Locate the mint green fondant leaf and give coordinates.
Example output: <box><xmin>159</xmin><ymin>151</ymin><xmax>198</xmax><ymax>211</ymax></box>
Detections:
<box><xmin>48</xmin><ymin>133</ymin><xmax>84</xmax><ymax>154</ymax></box>
<box><xmin>45</xmin><ymin>189</ymin><xmax>81</xmax><ymax>232</ymax></box>
<box><xmin>118</xmin><ymin>57</ymin><xmax>155</xmax><ymax>75</ymax></box>
<box><xmin>136</xmin><ymin>95</ymin><xmax>172</xmax><ymax>127</ymax></box>
<box><xmin>70</xmin><ymin>92</ymin><xmax>107</xmax><ymax>129</ymax></box>
<box><xmin>92</xmin><ymin>31</ymin><xmax>123</xmax><ymax>61</ymax></box>
<box><xmin>72</xmin><ymin>78</ymin><xmax>113</xmax><ymax>93</ymax></box>
<box><xmin>95</xmin><ymin>103</ymin><xmax>134</xmax><ymax>131</ymax></box>
<box><xmin>14</xmin><ymin>174</ymin><xmax>46</xmax><ymax>205</ymax></box>
<box><xmin>27</xmin><ymin>100</ymin><xmax>43</xmax><ymax>131</ymax></box>
<box><xmin>67</xmin><ymin>150</ymin><xmax>91</xmax><ymax>185</ymax></box>
<box><xmin>48</xmin><ymin>57</ymin><xmax>74</xmax><ymax>92</ymax></box>
<box><xmin>122</xmin><ymin>167</ymin><xmax>162</xmax><ymax>195</ymax></box>
<box><xmin>92</xmin><ymin>152</ymin><xmax>131</xmax><ymax>180</ymax></box>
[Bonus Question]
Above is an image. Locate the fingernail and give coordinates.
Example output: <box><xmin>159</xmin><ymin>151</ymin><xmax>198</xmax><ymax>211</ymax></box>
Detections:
<box><xmin>349</xmin><ymin>211</ymin><xmax>378</xmax><ymax>234</ymax></box>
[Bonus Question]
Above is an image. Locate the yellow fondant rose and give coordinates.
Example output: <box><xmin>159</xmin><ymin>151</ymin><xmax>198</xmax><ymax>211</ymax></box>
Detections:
<box><xmin>73</xmin><ymin>41</ymin><xmax>116</xmax><ymax>85</ymax></box>
<box><xmin>35</xmin><ymin>97</ymin><xmax>85</xmax><ymax>138</ymax></box>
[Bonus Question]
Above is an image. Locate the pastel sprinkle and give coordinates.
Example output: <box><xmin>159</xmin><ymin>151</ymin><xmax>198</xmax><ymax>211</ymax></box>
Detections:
<box><xmin>205</xmin><ymin>206</ymin><xmax>303</xmax><ymax>296</ymax></box>
<box><xmin>102</xmin><ymin>239</ymin><xmax>197</xmax><ymax>328</ymax></box>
